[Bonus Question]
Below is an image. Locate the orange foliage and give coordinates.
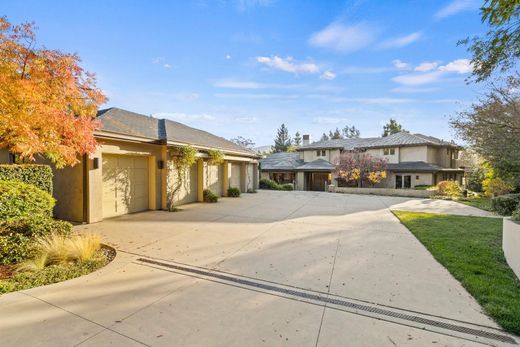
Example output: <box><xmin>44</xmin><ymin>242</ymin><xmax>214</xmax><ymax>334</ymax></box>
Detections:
<box><xmin>0</xmin><ymin>17</ymin><xmax>106</xmax><ymax>167</ymax></box>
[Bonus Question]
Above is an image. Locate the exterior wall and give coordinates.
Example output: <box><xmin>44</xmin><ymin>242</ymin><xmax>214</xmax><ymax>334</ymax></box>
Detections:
<box><xmin>246</xmin><ymin>164</ymin><xmax>255</xmax><ymax>191</ymax></box>
<box><xmin>332</xmin><ymin>186</ymin><xmax>434</xmax><ymax>198</ymax></box>
<box><xmin>366</xmin><ymin>148</ymin><xmax>400</xmax><ymax>164</ymax></box>
<box><xmin>88</xmin><ymin>139</ymin><xmax>162</xmax><ymax>223</ymax></box>
<box><xmin>302</xmin><ymin>149</ymin><xmax>338</xmax><ymax>163</ymax></box>
<box><xmin>427</xmin><ymin>146</ymin><xmax>439</xmax><ymax>165</ymax></box>
<box><xmin>434</xmin><ymin>172</ymin><xmax>464</xmax><ymax>185</ymax></box>
<box><xmin>205</xmin><ymin>162</ymin><xmax>223</xmax><ymax>196</ymax></box>
<box><xmin>230</xmin><ymin>162</ymin><xmax>241</xmax><ymax>189</ymax></box>
<box><xmin>166</xmin><ymin>161</ymin><xmax>198</xmax><ymax>205</ymax></box>
<box><xmin>399</xmin><ymin>146</ymin><xmax>428</xmax><ymax>162</ymax></box>
<box><xmin>52</xmin><ymin>163</ymin><xmax>84</xmax><ymax>222</ymax></box>
<box><xmin>296</xmin><ymin>171</ymin><xmax>305</xmax><ymax>190</ymax></box>
<box><xmin>503</xmin><ymin>218</ymin><xmax>520</xmax><ymax>280</ymax></box>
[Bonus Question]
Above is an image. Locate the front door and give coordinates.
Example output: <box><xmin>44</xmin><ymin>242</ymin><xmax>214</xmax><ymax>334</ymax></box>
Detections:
<box><xmin>395</xmin><ymin>175</ymin><xmax>402</xmax><ymax>189</ymax></box>
<box><xmin>310</xmin><ymin>173</ymin><xmax>329</xmax><ymax>191</ymax></box>
<box><xmin>404</xmin><ymin>175</ymin><xmax>411</xmax><ymax>189</ymax></box>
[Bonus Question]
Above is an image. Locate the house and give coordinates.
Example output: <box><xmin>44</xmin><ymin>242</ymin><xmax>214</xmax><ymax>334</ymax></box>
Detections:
<box><xmin>0</xmin><ymin>107</ymin><xmax>260</xmax><ymax>223</ymax></box>
<box><xmin>260</xmin><ymin>132</ymin><xmax>464</xmax><ymax>191</ymax></box>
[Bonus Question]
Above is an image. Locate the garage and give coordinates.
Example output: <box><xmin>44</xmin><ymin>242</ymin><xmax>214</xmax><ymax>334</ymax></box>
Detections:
<box><xmin>230</xmin><ymin>163</ymin><xmax>241</xmax><ymax>190</ymax></box>
<box><xmin>102</xmin><ymin>154</ymin><xmax>149</xmax><ymax>218</ymax></box>
<box><xmin>173</xmin><ymin>164</ymin><xmax>198</xmax><ymax>205</ymax></box>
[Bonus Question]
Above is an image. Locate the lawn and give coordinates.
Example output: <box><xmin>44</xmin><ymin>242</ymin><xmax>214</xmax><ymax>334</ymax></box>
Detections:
<box><xmin>393</xmin><ymin>211</ymin><xmax>520</xmax><ymax>335</ymax></box>
<box><xmin>458</xmin><ymin>196</ymin><xmax>494</xmax><ymax>212</ymax></box>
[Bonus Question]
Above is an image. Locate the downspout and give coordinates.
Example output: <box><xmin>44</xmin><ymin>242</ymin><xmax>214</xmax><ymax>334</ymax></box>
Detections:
<box><xmin>82</xmin><ymin>154</ymin><xmax>90</xmax><ymax>224</ymax></box>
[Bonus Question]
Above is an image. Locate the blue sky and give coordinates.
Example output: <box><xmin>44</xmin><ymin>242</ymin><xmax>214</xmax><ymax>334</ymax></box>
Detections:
<box><xmin>2</xmin><ymin>0</ymin><xmax>487</xmax><ymax>146</ymax></box>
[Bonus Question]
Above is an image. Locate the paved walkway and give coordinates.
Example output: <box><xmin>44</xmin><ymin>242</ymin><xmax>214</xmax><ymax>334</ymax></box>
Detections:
<box><xmin>0</xmin><ymin>191</ymin><xmax>515</xmax><ymax>346</ymax></box>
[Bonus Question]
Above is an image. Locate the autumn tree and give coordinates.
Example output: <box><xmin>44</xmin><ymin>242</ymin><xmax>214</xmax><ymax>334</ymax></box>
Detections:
<box><xmin>382</xmin><ymin>119</ymin><xmax>404</xmax><ymax>137</ymax></box>
<box><xmin>272</xmin><ymin>123</ymin><xmax>292</xmax><ymax>153</ymax></box>
<box><xmin>334</xmin><ymin>151</ymin><xmax>388</xmax><ymax>187</ymax></box>
<box><xmin>0</xmin><ymin>17</ymin><xmax>106</xmax><ymax>168</ymax></box>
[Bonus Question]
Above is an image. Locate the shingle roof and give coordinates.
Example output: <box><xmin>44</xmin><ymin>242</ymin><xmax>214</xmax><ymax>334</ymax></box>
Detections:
<box><xmin>298</xmin><ymin>132</ymin><xmax>458</xmax><ymax>151</ymax></box>
<box><xmin>96</xmin><ymin>108</ymin><xmax>257</xmax><ymax>157</ymax></box>
<box><xmin>296</xmin><ymin>159</ymin><xmax>335</xmax><ymax>171</ymax></box>
<box><xmin>387</xmin><ymin>161</ymin><xmax>461</xmax><ymax>173</ymax></box>
<box><xmin>260</xmin><ymin>153</ymin><xmax>334</xmax><ymax>172</ymax></box>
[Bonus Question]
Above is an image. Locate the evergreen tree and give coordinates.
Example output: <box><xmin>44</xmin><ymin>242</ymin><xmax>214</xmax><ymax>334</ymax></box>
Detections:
<box><xmin>382</xmin><ymin>119</ymin><xmax>405</xmax><ymax>137</ymax></box>
<box><xmin>320</xmin><ymin>133</ymin><xmax>329</xmax><ymax>141</ymax></box>
<box><xmin>330</xmin><ymin>128</ymin><xmax>342</xmax><ymax>139</ymax></box>
<box><xmin>293</xmin><ymin>131</ymin><xmax>302</xmax><ymax>146</ymax></box>
<box><xmin>273</xmin><ymin>123</ymin><xmax>292</xmax><ymax>152</ymax></box>
<box><xmin>343</xmin><ymin>125</ymin><xmax>360</xmax><ymax>138</ymax></box>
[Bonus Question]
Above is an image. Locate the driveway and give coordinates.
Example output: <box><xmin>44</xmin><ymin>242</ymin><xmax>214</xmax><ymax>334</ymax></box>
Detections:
<box><xmin>0</xmin><ymin>191</ymin><xmax>516</xmax><ymax>346</ymax></box>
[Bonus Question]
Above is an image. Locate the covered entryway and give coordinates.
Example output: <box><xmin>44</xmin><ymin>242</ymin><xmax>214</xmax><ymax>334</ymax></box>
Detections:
<box><xmin>309</xmin><ymin>172</ymin><xmax>330</xmax><ymax>191</ymax></box>
<box><xmin>102</xmin><ymin>154</ymin><xmax>149</xmax><ymax>218</ymax></box>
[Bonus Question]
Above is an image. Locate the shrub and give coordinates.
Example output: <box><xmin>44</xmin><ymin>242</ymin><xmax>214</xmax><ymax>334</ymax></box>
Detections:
<box><xmin>512</xmin><ymin>205</ymin><xmax>520</xmax><ymax>222</ymax></box>
<box><xmin>436</xmin><ymin>180</ymin><xmax>462</xmax><ymax>198</ymax></box>
<box><xmin>227</xmin><ymin>187</ymin><xmax>240</xmax><ymax>197</ymax></box>
<box><xmin>0</xmin><ymin>181</ymin><xmax>55</xmax><ymax>220</ymax></box>
<box><xmin>0</xmin><ymin>164</ymin><xmax>53</xmax><ymax>194</ymax></box>
<box><xmin>259</xmin><ymin>178</ymin><xmax>293</xmax><ymax>191</ymax></box>
<box><xmin>0</xmin><ymin>216</ymin><xmax>72</xmax><ymax>265</ymax></box>
<box><xmin>491</xmin><ymin>194</ymin><xmax>520</xmax><ymax>216</ymax></box>
<box><xmin>466</xmin><ymin>168</ymin><xmax>485</xmax><ymax>192</ymax></box>
<box><xmin>281</xmin><ymin>183</ymin><xmax>294</xmax><ymax>191</ymax></box>
<box><xmin>247</xmin><ymin>188</ymin><xmax>257</xmax><ymax>193</ymax></box>
<box><xmin>203</xmin><ymin>189</ymin><xmax>218</xmax><ymax>203</ymax></box>
<box><xmin>483</xmin><ymin>177</ymin><xmax>514</xmax><ymax>197</ymax></box>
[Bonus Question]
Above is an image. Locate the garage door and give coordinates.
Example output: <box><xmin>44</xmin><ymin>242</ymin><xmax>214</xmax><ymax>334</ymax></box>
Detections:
<box><xmin>230</xmin><ymin>163</ymin><xmax>241</xmax><ymax>190</ymax></box>
<box><xmin>102</xmin><ymin>154</ymin><xmax>149</xmax><ymax>218</ymax></box>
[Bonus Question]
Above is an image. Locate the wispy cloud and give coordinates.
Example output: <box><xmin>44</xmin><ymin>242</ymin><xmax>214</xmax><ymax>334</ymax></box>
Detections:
<box><xmin>213</xmin><ymin>79</ymin><xmax>304</xmax><ymax>89</ymax></box>
<box><xmin>438</xmin><ymin>59</ymin><xmax>473</xmax><ymax>73</ymax></box>
<box><xmin>152</xmin><ymin>57</ymin><xmax>173</xmax><ymax>69</ymax></box>
<box><xmin>392</xmin><ymin>59</ymin><xmax>412</xmax><ymax>70</ymax></box>
<box><xmin>378</xmin><ymin>32</ymin><xmax>422</xmax><ymax>49</ymax></box>
<box><xmin>435</xmin><ymin>0</ymin><xmax>480</xmax><ymax>19</ymax></box>
<box><xmin>308</xmin><ymin>22</ymin><xmax>378</xmax><ymax>53</ymax></box>
<box><xmin>320</xmin><ymin>71</ymin><xmax>336</xmax><ymax>80</ymax></box>
<box><xmin>392</xmin><ymin>71</ymin><xmax>444</xmax><ymax>86</ymax></box>
<box><xmin>256</xmin><ymin>56</ymin><xmax>319</xmax><ymax>74</ymax></box>
<box><xmin>313</xmin><ymin>116</ymin><xmax>350</xmax><ymax>124</ymax></box>
<box><xmin>414</xmin><ymin>61</ymin><xmax>439</xmax><ymax>72</ymax></box>
<box><xmin>234</xmin><ymin>116</ymin><xmax>257</xmax><ymax>123</ymax></box>
<box><xmin>392</xmin><ymin>58</ymin><xmax>473</xmax><ymax>85</ymax></box>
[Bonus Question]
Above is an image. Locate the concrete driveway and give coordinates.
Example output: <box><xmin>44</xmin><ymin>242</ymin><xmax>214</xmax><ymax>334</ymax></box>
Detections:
<box><xmin>0</xmin><ymin>191</ymin><xmax>516</xmax><ymax>346</ymax></box>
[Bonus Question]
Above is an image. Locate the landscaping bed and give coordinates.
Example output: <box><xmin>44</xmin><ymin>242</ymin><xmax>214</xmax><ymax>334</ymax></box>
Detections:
<box><xmin>393</xmin><ymin>211</ymin><xmax>520</xmax><ymax>335</ymax></box>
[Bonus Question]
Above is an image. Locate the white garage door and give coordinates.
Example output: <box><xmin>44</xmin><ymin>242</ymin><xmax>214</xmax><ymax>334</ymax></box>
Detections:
<box><xmin>230</xmin><ymin>163</ymin><xmax>241</xmax><ymax>190</ymax></box>
<box><xmin>102</xmin><ymin>154</ymin><xmax>149</xmax><ymax>218</ymax></box>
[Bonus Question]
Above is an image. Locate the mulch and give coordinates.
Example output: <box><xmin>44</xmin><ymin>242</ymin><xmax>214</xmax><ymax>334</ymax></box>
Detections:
<box><xmin>0</xmin><ymin>264</ymin><xmax>14</xmax><ymax>280</ymax></box>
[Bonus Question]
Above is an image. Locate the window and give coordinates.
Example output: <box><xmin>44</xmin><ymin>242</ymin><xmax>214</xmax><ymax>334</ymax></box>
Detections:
<box><xmin>316</xmin><ymin>150</ymin><xmax>326</xmax><ymax>157</ymax></box>
<box><xmin>416</xmin><ymin>175</ymin><xmax>420</xmax><ymax>180</ymax></box>
<box><xmin>383</xmin><ymin>148</ymin><xmax>396</xmax><ymax>155</ymax></box>
<box><xmin>322</xmin><ymin>150</ymin><xmax>326</xmax><ymax>157</ymax></box>
<box><xmin>316</xmin><ymin>150</ymin><xmax>320</xmax><ymax>157</ymax></box>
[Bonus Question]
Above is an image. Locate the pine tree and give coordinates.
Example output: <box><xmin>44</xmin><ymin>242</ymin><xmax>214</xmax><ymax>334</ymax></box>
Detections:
<box><xmin>273</xmin><ymin>123</ymin><xmax>292</xmax><ymax>152</ymax></box>
<box><xmin>382</xmin><ymin>119</ymin><xmax>405</xmax><ymax>137</ymax></box>
<box><xmin>320</xmin><ymin>133</ymin><xmax>329</xmax><ymax>141</ymax></box>
<box><xmin>294</xmin><ymin>131</ymin><xmax>302</xmax><ymax>146</ymax></box>
<box><xmin>343</xmin><ymin>125</ymin><xmax>360</xmax><ymax>138</ymax></box>
<box><xmin>330</xmin><ymin>128</ymin><xmax>342</xmax><ymax>139</ymax></box>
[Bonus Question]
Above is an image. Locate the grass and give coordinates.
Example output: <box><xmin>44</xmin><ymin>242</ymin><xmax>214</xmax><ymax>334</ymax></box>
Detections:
<box><xmin>458</xmin><ymin>196</ymin><xmax>494</xmax><ymax>212</ymax></box>
<box><xmin>393</xmin><ymin>211</ymin><xmax>520</xmax><ymax>335</ymax></box>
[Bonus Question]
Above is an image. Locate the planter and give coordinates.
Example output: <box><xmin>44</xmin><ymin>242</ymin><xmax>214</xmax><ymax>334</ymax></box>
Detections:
<box><xmin>503</xmin><ymin>217</ymin><xmax>520</xmax><ymax>280</ymax></box>
<box><xmin>332</xmin><ymin>187</ymin><xmax>435</xmax><ymax>198</ymax></box>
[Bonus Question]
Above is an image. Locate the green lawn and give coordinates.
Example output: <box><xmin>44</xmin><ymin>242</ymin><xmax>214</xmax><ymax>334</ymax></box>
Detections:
<box><xmin>393</xmin><ymin>211</ymin><xmax>520</xmax><ymax>335</ymax></box>
<box><xmin>458</xmin><ymin>196</ymin><xmax>494</xmax><ymax>212</ymax></box>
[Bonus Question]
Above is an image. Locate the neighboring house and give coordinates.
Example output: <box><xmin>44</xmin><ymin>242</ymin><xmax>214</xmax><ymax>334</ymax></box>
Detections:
<box><xmin>0</xmin><ymin>107</ymin><xmax>260</xmax><ymax>223</ymax></box>
<box><xmin>260</xmin><ymin>132</ymin><xmax>464</xmax><ymax>191</ymax></box>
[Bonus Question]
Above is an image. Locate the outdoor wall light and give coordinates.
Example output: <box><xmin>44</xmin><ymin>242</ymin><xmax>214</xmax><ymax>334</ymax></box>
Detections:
<box><xmin>92</xmin><ymin>157</ymin><xmax>99</xmax><ymax>169</ymax></box>
<box><xmin>158</xmin><ymin>160</ymin><xmax>164</xmax><ymax>170</ymax></box>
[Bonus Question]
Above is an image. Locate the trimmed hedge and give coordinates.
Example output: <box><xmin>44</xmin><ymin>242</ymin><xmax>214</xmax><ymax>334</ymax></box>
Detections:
<box><xmin>0</xmin><ymin>181</ymin><xmax>55</xmax><ymax>220</ymax></box>
<box><xmin>259</xmin><ymin>178</ymin><xmax>294</xmax><ymax>191</ymax></box>
<box><xmin>491</xmin><ymin>194</ymin><xmax>520</xmax><ymax>216</ymax></box>
<box><xmin>0</xmin><ymin>164</ymin><xmax>53</xmax><ymax>194</ymax></box>
<box><xmin>227</xmin><ymin>187</ymin><xmax>241</xmax><ymax>197</ymax></box>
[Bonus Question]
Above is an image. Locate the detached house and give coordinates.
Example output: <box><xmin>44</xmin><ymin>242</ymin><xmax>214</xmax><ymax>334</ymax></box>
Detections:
<box><xmin>260</xmin><ymin>132</ymin><xmax>464</xmax><ymax>191</ymax></box>
<box><xmin>0</xmin><ymin>108</ymin><xmax>260</xmax><ymax>223</ymax></box>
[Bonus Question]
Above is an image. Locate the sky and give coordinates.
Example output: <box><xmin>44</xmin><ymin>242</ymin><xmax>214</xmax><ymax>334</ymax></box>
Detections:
<box><xmin>2</xmin><ymin>0</ymin><xmax>488</xmax><ymax>147</ymax></box>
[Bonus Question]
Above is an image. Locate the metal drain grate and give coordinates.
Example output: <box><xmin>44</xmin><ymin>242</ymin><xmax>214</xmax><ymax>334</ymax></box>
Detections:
<box><xmin>137</xmin><ymin>257</ymin><xmax>517</xmax><ymax>345</ymax></box>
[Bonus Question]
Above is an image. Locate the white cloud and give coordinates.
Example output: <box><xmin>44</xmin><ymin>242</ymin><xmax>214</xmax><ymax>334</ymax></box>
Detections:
<box><xmin>392</xmin><ymin>71</ymin><xmax>443</xmax><ymax>85</ymax></box>
<box><xmin>438</xmin><ymin>59</ymin><xmax>473</xmax><ymax>74</ymax></box>
<box><xmin>414</xmin><ymin>61</ymin><xmax>439</xmax><ymax>72</ymax></box>
<box><xmin>308</xmin><ymin>22</ymin><xmax>377</xmax><ymax>53</ymax></box>
<box><xmin>256</xmin><ymin>56</ymin><xmax>319</xmax><ymax>74</ymax></box>
<box><xmin>313</xmin><ymin>117</ymin><xmax>350</xmax><ymax>124</ymax></box>
<box><xmin>392</xmin><ymin>59</ymin><xmax>412</xmax><ymax>70</ymax></box>
<box><xmin>234</xmin><ymin>116</ymin><xmax>257</xmax><ymax>123</ymax></box>
<box><xmin>163</xmin><ymin>63</ymin><xmax>172</xmax><ymax>69</ymax></box>
<box><xmin>213</xmin><ymin>80</ymin><xmax>304</xmax><ymax>89</ymax></box>
<box><xmin>225</xmin><ymin>54</ymin><xmax>232</xmax><ymax>60</ymax></box>
<box><xmin>435</xmin><ymin>0</ymin><xmax>479</xmax><ymax>19</ymax></box>
<box><xmin>378</xmin><ymin>32</ymin><xmax>422</xmax><ymax>49</ymax></box>
<box><xmin>320</xmin><ymin>71</ymin><xmax>336</xmax><ymax>80</ymax></box>
<box><xmin>156</xmin><ymin>112</ymin><xmax>216</xmax><ymax>121</ymax></box>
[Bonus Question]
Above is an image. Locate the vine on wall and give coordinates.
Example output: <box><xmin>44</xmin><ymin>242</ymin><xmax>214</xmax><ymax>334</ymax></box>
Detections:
<box><xmin>168</xmin><ymin>145</ymin><xmax>197</xmax><ymax>211</ymax></box>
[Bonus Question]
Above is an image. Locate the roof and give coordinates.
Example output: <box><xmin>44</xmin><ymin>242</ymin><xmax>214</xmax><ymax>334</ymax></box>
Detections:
<box><xmin>96</xmin><ymin>108</ymin><xmax>257</xmax><ymax>157</ymax></box>
<box><xmin>298</xmin><ymin>132</ymin><xmax>458</xmax><ymax>151</ymax></box>
<box><xmin>260</xmin><ymin>153</ymin><xmax>334</xmax><ymax>172</ymax></box>
<box><xmin>387</xmin><ymin>161</ymin><xmax>463</xmax><ymax>173</ymax></box>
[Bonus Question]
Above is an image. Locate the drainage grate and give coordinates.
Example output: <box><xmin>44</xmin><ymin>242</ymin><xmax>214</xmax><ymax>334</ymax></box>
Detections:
<box><xmin>137</xmin><ymin>257</ymin><xmax>517</xmax><ymax>345</ymax></box>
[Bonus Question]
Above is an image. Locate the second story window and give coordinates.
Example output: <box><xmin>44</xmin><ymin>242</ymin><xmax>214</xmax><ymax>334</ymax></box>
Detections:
<box><xmin>316</xmin><ymin>150</ymin><xmax>326</xmax><ymax>157</ymax></box>
<box><xmin>384</xmin><ymin>148</ymin><xmax>396</xmax><ymax>155</ymax></box>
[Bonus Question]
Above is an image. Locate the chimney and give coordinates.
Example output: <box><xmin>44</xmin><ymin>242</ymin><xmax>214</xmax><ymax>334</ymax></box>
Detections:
<box><xmin>302</xmin><ymin>134</ymin><xmax>311</xmax><ymax>146</ymax></box>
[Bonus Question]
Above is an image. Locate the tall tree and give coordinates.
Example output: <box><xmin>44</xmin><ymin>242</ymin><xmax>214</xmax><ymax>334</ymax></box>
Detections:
<box><xmin>272</xmin><ymin>123</ymin><xmax>292</xmax><ymax>153</ymax></box>
<box><xmin>451</xmin><ymin>75</ymin><xmax>520</xmax><ymax>179</ymax></box>
<box><xmin>293</xmin><ymin>131</ymin><xmax>302</xmax><ymax>146</ymax></box>
<box><xmin>329</xmin><ymin>128</ymin><xmax>342</xmax><ymax>139</ymax></box>
<box><xmin>334</xmin><ymin>151</ymin><xmax>388</xmax><ymax>187</ymax></box>
<box><xmin>343</xmin><ymin>125</ymin><xmax>360</xmax><ymax>138</ymax></box>
<box><xmin>382</xmin><ymin>119</ymin><xmax>404</xmax><ymax>137</ymax></box>
<box><xmin>230</xmin><ymin>136</ymin><xmax>255</xmax><ymax>149</ymax></box>
<box><xmin>0</xmin><ymin>17</ymin><xmax>106</xmax><ymax>167</ymax></box>
<box><xmin>320</xmin><ymin>133</ymin><xmax>330</xmax><ymax>141</ymax></box>
<box><xmin>462</xmin><ymin>0</ymin><xmax>520</xmax><ymax>82</ymax></box>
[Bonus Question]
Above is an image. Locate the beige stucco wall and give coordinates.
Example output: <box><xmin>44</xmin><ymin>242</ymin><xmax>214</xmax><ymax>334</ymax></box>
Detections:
<box><xmin>399</xmin><ymin>146</ymin><xmax>428</xmax><ymax>162</ymax></box>
<box><xmin>88</xmin><ymin>139</ymin><xmax>162</xmax><ymax>223</ymax></box>
<box><xmin>230</xmin><ymin>162</ymin><xmax>241</xmax><ymax>189</ymax></box>
<box><xmin>52</xmin><ymin>163</ymin><xmax>84</xmax><ymax>222</ymax></box>
<box><xmin>296</xmin><ymin>172</ymin><xmax>305</xmax><ymax>190</ymax></box>
<box><xmin>166</xmin><ymin>161</ymin><xmax>198</xmax><ymax>206</ymax></box>
<box><xmin>366</xmin><ymin>148</ymin><xmax>400</xmax><ymax>164</ymax></box>
<box><xmin>205</xmin><ymin>162</ymin><xmax>223</xmax><ymax>196</ymax></box>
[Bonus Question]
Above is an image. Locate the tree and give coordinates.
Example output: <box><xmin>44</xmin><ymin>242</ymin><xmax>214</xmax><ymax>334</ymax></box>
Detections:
<box><xmin>343</xmin><ymin>125</ymin><xmax>360</xmax><ymax>138</ymax></box>
<box><xmin>320</xmin><ymin>133</ymin><xmax>330</xmax><ymax>141</ymax></box>
<box><xmin>334</xmin><ymin>151</ymin><xmax>388</xmax><ymax>187</ymax></box>
<box><xmin>451</xmin><ymin>75</ymin><xmax>520</xmax><ymax>180</ymax></box>
<box><xmin>0</xmin><ymin>17</ymin><xmax>106</xmax><ymax>168</ymax></box>
<box><xmin>329</xmin><ymin>128</ymin><xmax>342</xmax><ymax>139</ymax></box>
<box><xmin>461</xmin><ymin>0</ymin><xmax>520</xmax><ymax>82</ymax></box>
<box><xmin>293</xmin><ymin>132</ymin><xmax>302</xmax><ymax>146</ymax></box>
<box><xmin>272</xmin><ymin>124</ymin><xmax>292</xmax><ymax>152</ymax></box>
<box><xmin>230</xmin><ymin>136</ymin><xmax>255</xmax><ymax>149</ymax></box>
<box><xmin>382</xmin><ymin>119</ymin><xmax>404</xmax><ymax>137</ymax></box>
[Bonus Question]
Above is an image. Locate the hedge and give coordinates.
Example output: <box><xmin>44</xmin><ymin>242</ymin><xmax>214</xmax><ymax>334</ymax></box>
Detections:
<box><xmin>491</xmin><ymin>194</ymin><xmax>520</xmax><ymax>216</ymax></box>
<box><xmin>227</xmin><ymin>187</ymin><xmax>241</xmax><ymax>197</ymax></box>
<box><xmin>0</xmin><ymin>164</ymin><xmax>53</xmax><ymax>194</ymax></box>
<box><xmin>203</xmin><ymin>189</ymin><xmax>218</xmax><ymax>203</ymax></box>
<box><xmin>0</xmin><ymin>181</ymin><xmax>55</xmax><ymax>220</ymax></box>
<box><xmin>259</xmin><ymin>178</ymin><xmax>294</xmax><ymax>191</ymax></box>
